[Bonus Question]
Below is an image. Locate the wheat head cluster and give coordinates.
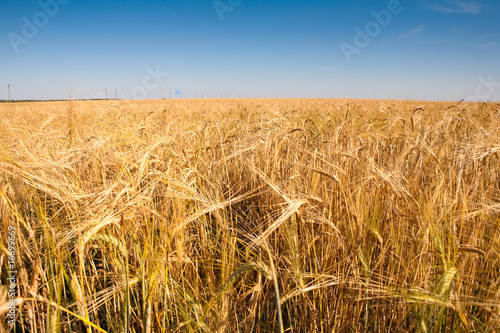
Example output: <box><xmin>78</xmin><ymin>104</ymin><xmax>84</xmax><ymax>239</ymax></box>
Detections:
<box><xmin>0</xmin><ymin>98</ymin><xmax>499</xmax><ymax>332</ymax></box>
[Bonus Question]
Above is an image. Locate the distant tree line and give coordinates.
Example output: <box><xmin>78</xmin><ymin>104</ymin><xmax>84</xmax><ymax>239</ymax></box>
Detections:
<box><xmin>0</xmin><ymin>99</ymin><xmax>112</xmax><ymax>103</ymax></box>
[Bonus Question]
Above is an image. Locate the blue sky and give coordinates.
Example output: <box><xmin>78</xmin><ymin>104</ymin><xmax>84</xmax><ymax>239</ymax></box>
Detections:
<box><xmin>0</xmin><ymin>0</ymin><xmax>499</xmax><ymax>101</ymax></box>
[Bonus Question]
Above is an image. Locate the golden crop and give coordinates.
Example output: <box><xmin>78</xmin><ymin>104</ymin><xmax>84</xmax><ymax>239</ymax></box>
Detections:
<box><xmin>0</xmin><ymin>98</ymin><xmax>499</xmax><ymax>332</ymax></box>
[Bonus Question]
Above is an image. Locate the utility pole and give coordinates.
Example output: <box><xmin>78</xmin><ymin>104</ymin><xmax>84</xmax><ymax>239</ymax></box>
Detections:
<box><xmin>105</xmin><ymin>88</ymin><xmax>107</xmax><ymax>100</ymax></box>
<box><xmin>169</xmin><ymin>88</ymin><xmax>172</xmax><ymax>99</ymax></box>
<box><xmin>8</xmin><ymin>84</ymin><xmax>11</xmax><ymax>102</ymax></box>
<box><xmin>161</xmin><ymin>88</ymin><xmax>164</xmax><ymax>99</ymax></box>
<box><xmin>115</xmin><ymin>88</ymin><xmax>117</xmax><ymax>100</ymax></box>
<box><xmin>195</xmin><ymin>90</ymin><xmax>197</xmax><ymax>99</ymax></box>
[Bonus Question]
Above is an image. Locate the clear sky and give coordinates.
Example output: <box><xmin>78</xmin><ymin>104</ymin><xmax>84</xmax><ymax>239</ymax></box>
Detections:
<box><xmin>1</xmin><ymin>0</ymin><xmax>499</xmax><ymax>101</ymax></box>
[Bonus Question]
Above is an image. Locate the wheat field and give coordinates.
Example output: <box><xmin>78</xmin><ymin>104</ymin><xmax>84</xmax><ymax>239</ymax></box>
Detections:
<box><xmin>1</xmin><ymin>98</ymin><xmax>499</xmax><ymax>332</ymax></box>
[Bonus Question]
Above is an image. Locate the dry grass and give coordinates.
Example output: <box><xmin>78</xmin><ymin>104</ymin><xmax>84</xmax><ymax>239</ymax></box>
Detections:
<box><xmin>0</xmin><ymin>98</ymin><xmax>499</xmax><ymax>332</ymax></box>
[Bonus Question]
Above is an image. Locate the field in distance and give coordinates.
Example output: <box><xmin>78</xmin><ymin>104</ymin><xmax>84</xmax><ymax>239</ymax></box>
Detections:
<box><xmin>1</xmin><ymin>98</ymin><xmax>499</xmax><ymax>332</ymax></box>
